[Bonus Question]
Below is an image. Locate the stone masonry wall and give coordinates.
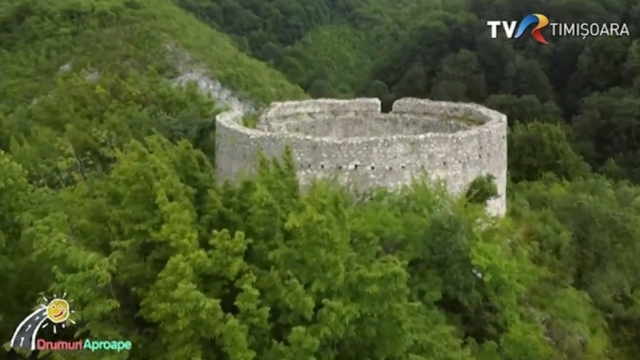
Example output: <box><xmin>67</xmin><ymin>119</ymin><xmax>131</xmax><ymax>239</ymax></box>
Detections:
<box><xmin>215</xmin><ymin>98</ymin><xmax>508</xmax><ymax>216</ymax></box>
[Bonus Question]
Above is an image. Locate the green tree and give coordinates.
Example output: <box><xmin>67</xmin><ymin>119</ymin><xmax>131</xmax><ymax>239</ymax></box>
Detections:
<box><xmin>0</xmin><ymin>152</ymin><xmax>52</xmax><ymax>347</ymax></box>
<box><xmin>307</xmin><ymin>79</ymin><xmax>337</xmax><ymax>98</ymax></box>
<box><xmin>486</xmin><ymin>95</ymin><xmax>562</xmax><ymax>125</ymax></box>
<box><xmin>392</xmin><ymin>62</ymin><xmax>429</xmax><ymax>99</ymax></box>
<box><xmin>571</xmin><ymin>87</ymin><xmax>640</xmax><ymax>182</ymax></box>
<box><xmin>510</xmin><ymin>176</ymin><xmax>640</xmax><ymax>359</ymax></box>
<box><xmin>465</xmin><ymin>174</ymin><xmax>498</xmax><ymax>205</ymax></box>
<box><xmin>623</xmin><ymin>41</ymin><xmax>640</xmax><ymax>88</ymax></box>
<box><xmin>508</xmin><ymin>122</ymin><xmax>591</xmax><ymax>182</ymax></box>
<box><xmin>430</xmin><ymin>50</ymin><xmax>486</xmax><ymax>102</ymax></box>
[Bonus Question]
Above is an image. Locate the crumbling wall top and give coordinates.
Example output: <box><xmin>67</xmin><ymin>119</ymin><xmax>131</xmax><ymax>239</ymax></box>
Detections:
<box><xmin>257</xmin><ymin>98</ymin><xmax>505</xmax><ymax>126</ymax></box>
<box><xmin>391</xmin><ymin>98</ymin><xmax>504</xmax><ymax>125</ymax></box>
<box><xmin>215</xmin><ymin>98</ymin><xmax>507</xmax><ymax>143</ymax></box>
<box><xmin>261</xmin><ymin>98</ymin><xmax>381</xmax><ymax>119</ymax></box>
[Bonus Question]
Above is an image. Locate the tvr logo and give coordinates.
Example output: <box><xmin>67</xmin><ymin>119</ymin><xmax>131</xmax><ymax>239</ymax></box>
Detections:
<box><xmin>487</xmin><ymin>14</ymin><xmax>550</xmax><ymax>44</ymax></box>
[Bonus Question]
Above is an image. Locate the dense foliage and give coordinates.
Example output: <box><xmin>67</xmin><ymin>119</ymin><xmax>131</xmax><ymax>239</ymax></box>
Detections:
<box><xmin>1</xmin><ymin>0</ymin><xmax>640</xmax><ymax>359</ymax></box>
<box><xmin>179</xmin><ymin>0</ymin><xmax>640</xmax><ymax>182</ymax></box>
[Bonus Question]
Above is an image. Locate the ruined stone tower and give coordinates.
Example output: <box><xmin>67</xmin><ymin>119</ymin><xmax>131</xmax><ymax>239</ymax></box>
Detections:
<box><xmin>215</xmin><ymin>98</ymin><xmax>508</xmax><ymax>216</ymax></box>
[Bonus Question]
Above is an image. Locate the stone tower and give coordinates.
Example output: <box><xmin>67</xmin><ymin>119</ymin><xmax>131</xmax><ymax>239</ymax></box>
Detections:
<box><xmin>215</xmin><ymin>98</ymin><xmax>508</xmax><ymax>216</ymax></box>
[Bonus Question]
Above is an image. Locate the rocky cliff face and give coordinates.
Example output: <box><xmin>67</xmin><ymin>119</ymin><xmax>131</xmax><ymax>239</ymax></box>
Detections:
<box><xmin>55</xmin><ymin>43</ymin><xmax>257</xmax><ymax>116</ymax></box>
<box><xmin>165</xmin><ymin>43</ymin><xmax>256</xmax><ymax>115</ymax></box>
<box><xmin>171</xmin><ymin>70</ymin><xmax>255</xmax><ymax>114</ymax></box>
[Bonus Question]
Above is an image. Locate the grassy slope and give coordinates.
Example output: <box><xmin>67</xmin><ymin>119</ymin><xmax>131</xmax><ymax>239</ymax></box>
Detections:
<box><xmin>0</xmin><ymin>0</ymin><xmax>307</xmax><ymax>111</ymax></box>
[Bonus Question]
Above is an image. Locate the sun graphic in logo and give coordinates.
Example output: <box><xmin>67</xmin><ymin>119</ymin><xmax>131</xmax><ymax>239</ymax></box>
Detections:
<box><xmin>40</xmin><ymin>293</ymin><xmax>76</xmax><ymax>334</ymax></box>
<box><xmin>10</xmin><ymin>292</ymin><xmax>79</xmax><ymax>350</ymax></box>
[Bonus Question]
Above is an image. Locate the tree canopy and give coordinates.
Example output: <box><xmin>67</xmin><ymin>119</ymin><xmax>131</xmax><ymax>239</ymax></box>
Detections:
<box><xmin>1</xmin><ymin>0</ymin><xmax>640</xmax><ymax>359</ymax></box>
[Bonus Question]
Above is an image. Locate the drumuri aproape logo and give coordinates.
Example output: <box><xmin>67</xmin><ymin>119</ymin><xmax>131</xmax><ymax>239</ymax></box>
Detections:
<box><xmin>10</xmin><ymin>293</ymin><xmax>76</xmax><ymax>350</ymax></box>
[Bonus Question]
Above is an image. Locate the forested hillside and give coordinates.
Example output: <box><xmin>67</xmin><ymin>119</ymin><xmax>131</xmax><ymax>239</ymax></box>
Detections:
<box><xmin>179</xmin><ymin>0</ymin><xmax>640</xmax><ymax>182</ymax></box>
<box><xmin>1</xmin><ymin>0</ymin><xmax>640</xmax><ymax>359</ymax></box>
